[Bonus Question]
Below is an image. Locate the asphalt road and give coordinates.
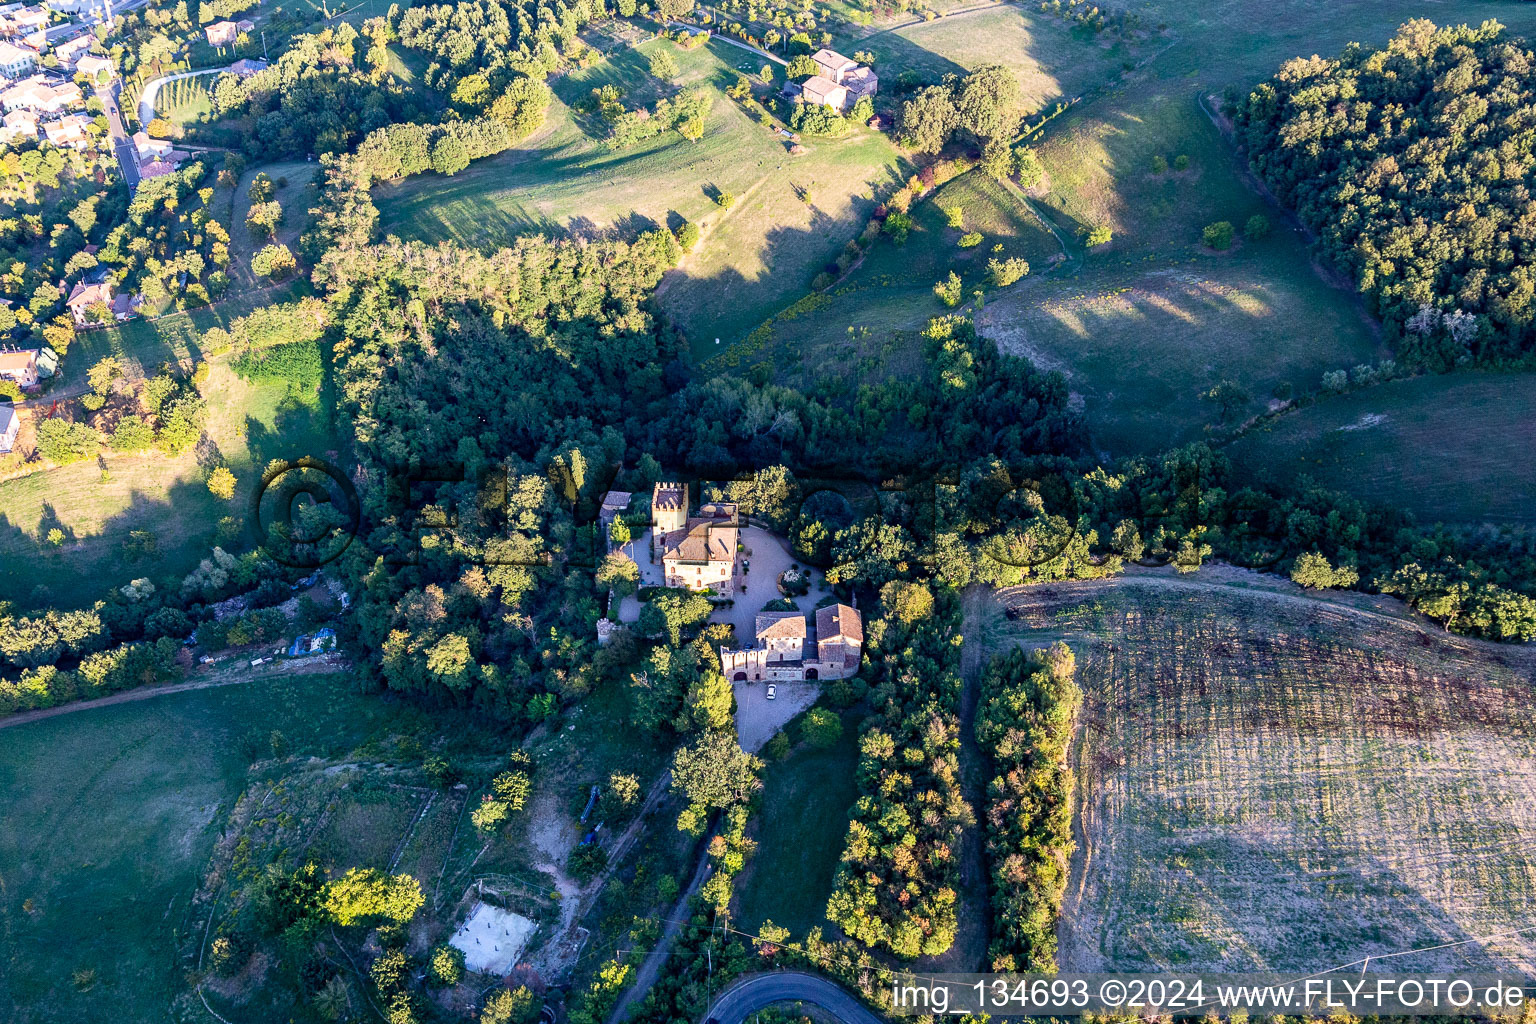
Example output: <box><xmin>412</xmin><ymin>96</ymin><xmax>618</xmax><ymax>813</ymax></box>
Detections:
<box><xmin>702</xmin><ymin>971</ymin><xmax>887</xmax><ymax>1024</ymax></box>
<box><xmin>96</xmin><ymin>80</ymin><xmax>139</xmax><ymax>188</ymax></box>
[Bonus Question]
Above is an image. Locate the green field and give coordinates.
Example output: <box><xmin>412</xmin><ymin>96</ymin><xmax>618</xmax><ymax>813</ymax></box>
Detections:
<box><xmin>0</xmin><ymin>673</ymin><xmax>467</xmax><ymax>1024</ymax></box>
<box><xmin>988</xmin><ymin>573</ymin><xmax>1536</xmax><ymax>974</ymax></box>
<box><xmin>718</xmin><ymin>168</ymin><xmax>1061</xmax><ymax>385</ymax></box>
<box><xmin>1226</xmin><ymin>371</ymin><xmax>1536</xmax><ymax>526</ymax></box>
<box><xmin>733</xmin><ymin>713</ymin><xmax>859</xmax><ymax>939</ymax></box>
<box><xmin>229</xmin><ymin>161</ymin><xmax>320</xmax><ymax>286</ymax></box>
<box><xmin>842</xmin><ymin>3</ymin><xmax>1140</xmax><ymax>113</ymax></box>
<box><xmin>0</xmin><ymin>357</ymin><xmax>334</xmax><ymax>610</ymax></box>
<box><xmin>972</xmin><ymin>85</ymin><xmax>1382</xmax><ymax>454</ymax></box>
<box><xmin>372</xmin><ymin>35</ymin><xmax>908</xmax><ymax>353</ymax></box>
<box><xmin>153</xmin><ymin>75</ymin><xmax>214</xmax><ymax>127</ymax></box>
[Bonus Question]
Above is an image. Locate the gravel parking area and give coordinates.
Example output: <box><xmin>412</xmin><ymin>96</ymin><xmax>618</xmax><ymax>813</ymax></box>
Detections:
<box><xmin>734</xmin><ymin>679</ymin><xmax>819</xmax><ymax>752</ymax></box>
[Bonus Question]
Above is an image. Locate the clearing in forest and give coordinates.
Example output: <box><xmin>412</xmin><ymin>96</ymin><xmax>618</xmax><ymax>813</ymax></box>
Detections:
<box><xmin>981</xmin><ymin>570</ymin><xmax>1536</xmax><ymax>975</ymax></box>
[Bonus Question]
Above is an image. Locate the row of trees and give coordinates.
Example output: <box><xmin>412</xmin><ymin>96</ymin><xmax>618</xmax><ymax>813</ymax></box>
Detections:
<box><xmin>824</xmin><ymin>582</ymin><xmax>967</xmax><ymax>957</ymax></box>
<box><xmin>977</xmin><ymin>642</ymin><xmax>1080</xmax><ymax>971</ymax></box>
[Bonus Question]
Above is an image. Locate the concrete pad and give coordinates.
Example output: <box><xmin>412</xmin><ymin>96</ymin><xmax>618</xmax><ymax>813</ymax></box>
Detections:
<box><xmin>734</xmin><ymin>679</ymin><xmax>819</xmax><ymax>752</ymax></box>
<box><xmin>449</xmin><ymin>902</ymin><xmax>537</xmax><ymax>976</ymax></box>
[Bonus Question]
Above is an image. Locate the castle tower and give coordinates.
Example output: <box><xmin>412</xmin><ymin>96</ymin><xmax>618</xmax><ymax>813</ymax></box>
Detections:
<box><xmin>651</xmin><ymin>481</ymin><xmax>688</xmax><ymax>535</ymax></box>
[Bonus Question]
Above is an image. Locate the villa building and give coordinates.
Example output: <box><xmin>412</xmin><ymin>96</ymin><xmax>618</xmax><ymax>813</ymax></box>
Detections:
<box><xmin>652</xmin><ymin>481</ymin><xmax>739</xmax><ymax>594</ymax></box>
<box><xmin>718</xmin><ymin>603</ymin><xmax>863</xmax><ymax>682</ymax></box>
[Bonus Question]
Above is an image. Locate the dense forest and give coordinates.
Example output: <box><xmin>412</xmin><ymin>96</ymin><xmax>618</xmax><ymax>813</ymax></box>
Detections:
<box><xmin>1234</xmin><ymin>19</ymin><xmax>1536</xmax><ymax>369</ymax></box>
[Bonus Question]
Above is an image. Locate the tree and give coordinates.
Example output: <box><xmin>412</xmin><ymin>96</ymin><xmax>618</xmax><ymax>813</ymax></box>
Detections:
<box><xmin>1202</xmin><ymin>220</ymin><xmax>1235</xmax><ymax>250</ymax></box>
<box><xmin>759</xmin><ymin>64</ymin><xmax>774</xmax><ymax>85</ymax></box>
<box><xmin>1015</xmin><ymin>146</ymin><xmax>1045</xmax><ymax>188</ymax></box>
<box><xmin>655</xmin><ymin>0</ymin><xmax>693</xmax><ymax>20</ymax></box>
<box><xmin>427</xmin><ymin>945</ymin><xmax>464</xmax><ymax>987</ymax></box>
<box><xmin>482</xmin><ymin>987</ymin><xmax>540</xmax><ymax>1024</ymax></box>
<box><xmin>431</xmin><ymin>134</ymin><xmax>470</xmax><ymax>175</ymax></box>
<box><xmin>1085</xmin><ymin>225</ymin><xmax>1112</xmax><ymax>247</ymax></box>
<box><xmin>1200</xmin><ymin>379</ymin><xmax>1249</xmax><ymax>424</ymax></box>
<box><xmin>246</xmin><ymin>201</ymin><xmax>284</xmax><ymax>239</ymax></box>
<box><xmin>323</xmin><ymin>869</ymin><xmax>424</xmax><ymax>926</ymax></box>
<box><xmin>207</xmin><ymin>466</ymin><xmax>238</xmax><ymax>500</ymax></box>
<box><xmin>987</xmin><ymin>256</ymin><xmax>1028</xmax><ymax>287</ymax></box>
<box><xmin>252</xmin><ymin>244</ymin><xmax>297</xmax><ymax>279</ymax></box>
<box><xmin>648</xmin><ymin>50</ymin><xmax>679</xmax><ymax>81</ymax></box>
<box><xmin>896</xmin><ymin>85</ymin><xmax>957</xmax><ymax>154</ymax></box>
<box><xmin>955</xmin><ymin>64</ymin><xmax>1023</xmax><ymax>145</ymax></box>
<box><xmin>981</xmin><ymin>140</ymin><xmax>1016</xmax><ymax>180</ymax></box>
<box><xmin>1244</xmin><ymin>213</ymin><xmax>1271</xmax><ymax>240</ymax></box>
<box><xmin>1290</xmin><ymin>551</ymin><xmax>1359</xmax><ymax>589</ymax></box>
<box><xmin>87</xmin><ymin>355</ymin><xmax>121</xmax><ymax>397</ymax></box>
<box><xmin>933</xmin><ymin>271</ymin><xmax>963</xmax><ymax>307</ymax></box>
<box><xmin>676</xmin><ymin>221</ymin><xmax>699</xmax><ymax>251</ymax></box>
<box><xmin>110</xmin><ymin>415</ymin><xmax>155</xmax><ymax>452</ymax></box>
<box><xmin>801</xmin><ymin>707</ymin><xmax>843</xmax><ymax>747</ymax></box>
<box><xmin>670</xmin><ymin>732</ymin><xmax>762</xmax><ymax>809</ymax></box>
<box><xmin>786</xmin><ymin>54</ymin><xmax>819</xmax><ymax>80</ymax></box>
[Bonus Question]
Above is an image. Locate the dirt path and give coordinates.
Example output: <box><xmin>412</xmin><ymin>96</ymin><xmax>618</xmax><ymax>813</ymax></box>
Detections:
<box><xmin>604</xmin><ymin>834</ymin><xmax>714</xmax><ymax>1024</ymax></box>
<box><xmin>0</xmin><ymin>655</ymin><xmax>346</xmax><ymax>732</ymax></box>
<box><xmin>923</xmin><ymin>585</ymin><xmax>995</xmax><ymax>971</ymax></box>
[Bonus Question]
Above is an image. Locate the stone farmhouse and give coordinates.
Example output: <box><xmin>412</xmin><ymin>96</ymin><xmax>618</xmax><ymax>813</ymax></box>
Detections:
<box><xmin>719</xmin><ymin>602</ymin><xmax>863</xmax><ymax>682</ymax></box>
<box><xmin>799</xmin><ymin>48</ymin><xmax>877</xmax><ymax>114</ymax></box>
<box><xmin>652</xmin><ymin>481</ymin><xmax>740</xmax><ymax>594</ymax></box>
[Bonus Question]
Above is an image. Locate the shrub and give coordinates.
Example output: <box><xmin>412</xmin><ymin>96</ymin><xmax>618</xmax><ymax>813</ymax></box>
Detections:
<box><xmin>251</xmin><ymin>244</ymin><xmax>296</xmax><ymax>280</ymax></box>
<box><xmin>1150</xmin><ymin>154</ymin><xmax>1167</xmax><ymax>173</ymax></box>
<box><xmin>801</xmin><ymin>707</ymin><xmax>843</xmax><ymax>748</ymax></box>
<box><xmin>1173</xmin><ymin>153</ymin><xmax>1189</xmax><ymax>170</ymax></box>
<box><xmin>676</xmin><ymin>221</ymin><xmax>700</xmax><ymax>251</ymax></box>
<box><xmin>1321</xmin><ymin>369</ymin><xmax>1349</xmax><ymax>393</ymax></box>
<box><xmin>207</xmin><ymin>466</ymin><xmax>237</xmax><ymax>500</ymax></box>
<box><xmin>933</xmin><ymin>271</ymin><xmax>963</xmax><ymax>307</ymax></box>
<box><xmin>958</xmin><ymin>231</ymin><xmax>983</xmax><ymax>248</ymax></box>
<box><xmin>1085</xmin><ymin>224</ymin><xmax>1112</xmax><ymax>247</ymax></box>
<box><xmin>1015</xmin><ymin>146</ymin><xmax>1045</xmax><ymax>188</ymax></box>
<box><xmin>715</xmin><ymin>190</ymin><xmax>735</xmax><ymax>208</ymax></box>
<box><xmin>943</xmin><ymin>204</ymin><xmax>964</xmax><ymax>229</ymax></box>
<box><xmin>883</xmin><ymin>211</ymin><xmax>912</xmax><ymax>243</ymax></box>
<box><xmin>987</xmin><ymin>256</ymin><xmax>1029</xmax><ymax>287</ymax></box>
<box><xmin>1202</xmin><ymin>220</ymin><xmax>1235</xmax><ymax>250</ymax></box>
<box><xmin>1244</xmin><ymin>213</ymin><xmax>1271</xmax><ymax>240</ymax></box>
<box><xmin>1290</xmin><ymin>552</ymin><xmax>1360</xmax><ymax>590</ymax></box>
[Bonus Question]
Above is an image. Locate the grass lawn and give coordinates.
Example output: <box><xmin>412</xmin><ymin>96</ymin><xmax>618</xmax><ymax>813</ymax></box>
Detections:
<box><xmin>733</xmin><ymin>713</ymin><xmax>859</xmax><ymax>939</ymax></box>
<box><xmin>0</xmin><ymin>673</ymin><xmax>442</xmax><ymax>1024</ymax></box>
<box><xmin>973</xmin><ymin>87</ymin><xmax>1381</xmax><ymax>454</ymax></box>
<box><xmin>372</xmin><ymin>35</ymin><xmax>908</xmax><ymax>355</ymax></box>
<box><xmin>228</xmin><ymin>160</ymin><xmax>320</xmax><ymax>287</ymax></box>
<box><xmin>153</xmin><ymin>74</ymin><xmax>213</xmax><ymax>127</ymax></box>
<box><xmin>1225</xmin><ymin>371</ymin><xmax>1536</xmax><ymax>526</ymax></box>
<box><xmin>716</xmin><ymin>168</ymin><xmax>1059</xmax><ymax>385</ymax></box>
<box><xmin>0</xmin><ymin>360</ymin><xmax>335</xmax><ymax>610</ymax></box>
<box><xmin>842</xmin><ymin>4</ymin><xmax>1140</xmax><ymax>113</ymax></box>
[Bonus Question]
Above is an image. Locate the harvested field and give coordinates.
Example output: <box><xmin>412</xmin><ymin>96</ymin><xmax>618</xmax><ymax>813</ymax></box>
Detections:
<box><xmin>982</xmin><ymin>568</ymin><xmax>1536</xmax><ymax>974</ymax></box>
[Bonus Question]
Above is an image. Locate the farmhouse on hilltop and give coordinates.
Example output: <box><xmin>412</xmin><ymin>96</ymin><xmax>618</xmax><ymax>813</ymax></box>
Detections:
<box><xmin>799</xmin><ymin>48</ymin><xmax>877</xmax><ymax>113</ymax></box>
<box><xmin>719</xmin><ymin>603</ymin><xmax>863</xmax><ymax>682</ymax></box>
<box><xmin>652</xmin><ymin>481</ymin><xmax>740</xmax><ymax>594</ymax></box>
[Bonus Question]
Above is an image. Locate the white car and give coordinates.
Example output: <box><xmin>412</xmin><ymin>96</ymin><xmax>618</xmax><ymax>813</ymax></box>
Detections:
<box><xmin>765</xmin><ymin>684</ymin><xmax>776</xmax><ymax>700</ymax></box>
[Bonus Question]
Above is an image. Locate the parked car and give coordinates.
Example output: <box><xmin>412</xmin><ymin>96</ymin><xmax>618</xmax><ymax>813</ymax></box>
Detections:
<box><xmin>766</xmin><ymin>684</ymin><xmax>776</xmax><ymax>700</ymax></box>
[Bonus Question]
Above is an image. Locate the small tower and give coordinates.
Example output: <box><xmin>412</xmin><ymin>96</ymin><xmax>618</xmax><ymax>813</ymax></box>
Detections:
<box><xmin>651</xmin><ymin>481</ymin><xmax>688</xmax><ymax>535</ymax></box>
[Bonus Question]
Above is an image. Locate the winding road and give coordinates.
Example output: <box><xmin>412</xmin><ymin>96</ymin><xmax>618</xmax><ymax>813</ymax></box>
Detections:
<box><xmin>701</xmin><ymin>972</ymin><xmax>886</xmax><ymax>1024</ymax></box>
<box><xmin>137</xmin><ymin>65</ymin><xmax>235</xmax><ymax>126</ymax></box>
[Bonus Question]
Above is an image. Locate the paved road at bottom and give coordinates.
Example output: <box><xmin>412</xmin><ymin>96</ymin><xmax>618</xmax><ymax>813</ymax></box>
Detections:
<box><xmin>701</xmin><ymin>971</ymin><xmax>887</xmax><ymax>1024</ymax></box>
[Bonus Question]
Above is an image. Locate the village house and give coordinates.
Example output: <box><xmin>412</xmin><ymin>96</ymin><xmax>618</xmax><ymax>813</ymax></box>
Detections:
<box><xmin>74</xmin><ymin>53</ymin><xmax>112</xmax><ymax>80</ymax></box>
<box><xmin>0</xmin><ymin>6</ymin><xmax>48</xmax><ymax>38</ymax></box>
<box><xmin>1</xmin><ymin>74</ymin><xmax>82</xmax><ymax>113</ymax></box>
<box><xmin>0</xmin><ymin>39</ymin><xmax>34</xmax><ymax>78</ymax></box>
<box><xmin>42</xmin><ymin>111</ymin><xmax>91</xmax><ymax>148</ymax></box>
<box><xmin>53</xmin><ymin>33</ymin><xmax>91</xmax><ymax>66</ymax></box>
<box><xmin>133</xmin><ymin>129</ymin><xmax>172</xmax><ymax>160</ymax></box>
<box><xmin>138</xmin><ymin>158</ymin><xmax>180</xmax><ymax>180</ymax></box>
<box><xmin>718</xmin><ymin>602</ymin><xmax>863</xmax><ymax>682</ymax></box>
<box><xmin>205</xmin><ymin>19</ymin><xmax>253</xmax><ymax>46</ymax></box>
<box><xmin>65</xmin><ymin>281</ymin><xmax>139</xmax><ymax>325</ymax></box>
<box><xmin>0</xmin><ymin>345</ymin><xmax>42</xmax><ymax>388</ymax></box>
<box><xmin>799</xmin><ymin>47</ymin><xmax>877</xmax><ymax>113</ymax></box>
<box><xmin>652</xmin><ymin>481</ymin><xmax>740</xmax><ymax>594</ymax></box>
<box><xmin>0</xmin><ymin>105</ymin><xmax>35</xmax><ymax>141</ymax></box>
<box><xmin>228</xmin><ymin>56</ymin><xmax>267</xmax><ymax>77</ymax></box>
